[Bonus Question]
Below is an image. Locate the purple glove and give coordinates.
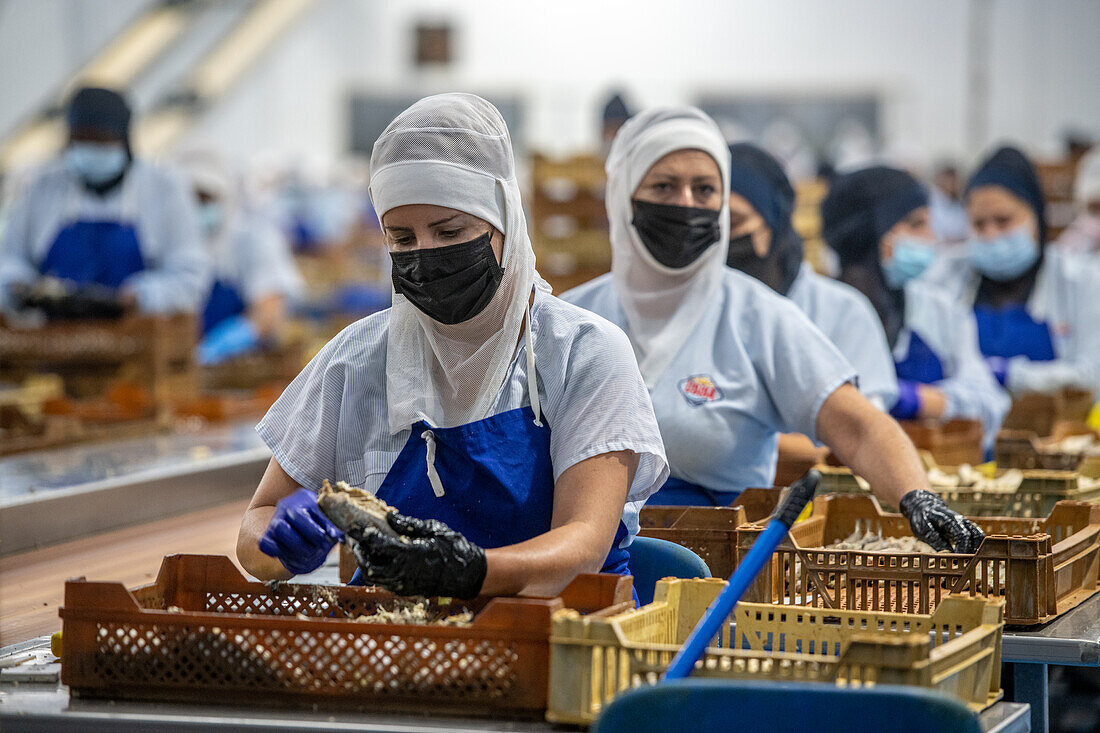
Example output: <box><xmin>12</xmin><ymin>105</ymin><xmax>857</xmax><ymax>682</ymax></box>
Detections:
<box><xmin>985</xmin><ymin>356</ymin><xmax>1009</xmax><ymax>387</ymax></box>
<box><xmin>259</xmin><ymin>488</ymin><xmax>345</xmax><ymax>575</ymax></box>
<box><xmin>889</xmin><ymin>379</ymin><xmax>922</xmax><ymax>420</ymax></box>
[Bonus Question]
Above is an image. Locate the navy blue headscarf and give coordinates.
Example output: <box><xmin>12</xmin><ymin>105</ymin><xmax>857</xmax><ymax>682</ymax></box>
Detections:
<box><xmin>821</xmin><ymin>166</ymin><xmax>929</xmax><ymax>345</ymax></box>
<box><xmin>67</xmin><ymin>87</ymin><xmax>132</xmax><ymax>145</ymax></box>
<box><xmin>725</xmin><ymin>142</ymin><xmax>803</xmax><ymax>294</ymax></box>
<box><xmin>602</xmin><ymin>93</ymin><xmax>631</xmax><ymax>125</ymax></box>
<box><xmin>964</xmin><ymin>145</ymin><xmax>1048</xmax><ymax>303</ymax></box>
<box><xmin>965</xmin><ymin>145</ymin><xmax>1047</xmax><ymax>247</ymax></box>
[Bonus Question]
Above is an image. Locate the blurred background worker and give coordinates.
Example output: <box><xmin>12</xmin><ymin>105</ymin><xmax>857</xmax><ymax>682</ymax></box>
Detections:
<box><xmin>821</xmin><ymin>165</ymin><xmax>1009</xmax><ymax>451</ymax></box>
<box><xmin>725</xmin><ymin>142</ymin><xmax>897</xmax><ymax>412</ymax></box>
<box><xmin>928</xmin><ymin>161</ymin><xmax>970</xmax><ymax>245</ymax></box>
<box><xmin>600</xmin><ymin>92</ymin><xmax>633</xmax><ymax>153</ymax></box>
<box><xmin>0</xmin><ymin>87</ymin><xmax>209</xmax><ymax>316</ymax></box>
<box><xmin>926</xmin><ymin>146</ymin><xmax>1100</xmax><ymax>395</ymax></box>
<box><xmin>1055</xmin><ymin>148</ymin><xmax>1100</xmax><ymax>257</ymax></box>
<box><xmin>176</xmin><ymin>149</ymin><xmax>303</xmax><ymax>365</ymax></box>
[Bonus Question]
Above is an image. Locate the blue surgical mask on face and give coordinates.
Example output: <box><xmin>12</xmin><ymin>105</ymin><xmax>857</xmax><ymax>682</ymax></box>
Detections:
<box><xmin>198</xmin><ymin>202</ymin><xmax>225</xmax><ymax>238</ymax></box>
<box><xmin>967</xmin><ymin>226</ymin><xmax>1039</xmax><ymax>281</ymax></box>
<box><xmin>882</xmin><ymin>237</ymin><xmax>936</xmax><ymax>289</ymax></box>
<box><xmin>65</xmin><ymin>142</ymin><xmax>128</xmax><ymax>186</ymax></box>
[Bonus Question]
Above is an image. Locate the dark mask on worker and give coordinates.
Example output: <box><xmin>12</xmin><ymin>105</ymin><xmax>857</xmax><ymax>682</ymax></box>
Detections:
<box><xmin>390</xmin><ymin>231</ymin><xmax>504</xmax><ymax>325</ymax></box>
<box><xmin>631</xmin><ymin>199</ymin><xmax>721</xmax><ymax>269</ymax></box>
<box><xmin>725</xmin><ymin>232</ymin><xmax>757</xmax><ymax>263</ymax></box>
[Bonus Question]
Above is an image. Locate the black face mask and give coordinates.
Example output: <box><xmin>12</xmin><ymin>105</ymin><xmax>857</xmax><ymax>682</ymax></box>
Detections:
<box><xmin>631</xmin><ymin>199</ymin><xmax>721</xmax><ymax>269</ymax></box>
<box><xmin>725</xmin><ymin>232</ymin><xmax>757</xmax><ymax>262</ymax></box>
<box><xmin>390</xmin><ymin>231</ymin><xmax>504</xmax><ymax>325</ymax></box>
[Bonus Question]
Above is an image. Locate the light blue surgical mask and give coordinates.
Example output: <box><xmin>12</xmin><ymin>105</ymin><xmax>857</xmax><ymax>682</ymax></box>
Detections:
<box><xmin>198</xmin><ymin>202</ymin><xmax>225</xmax><ymax>238</ymax></box>
<box><xmin>882</xmin><ymin>237</ymin><xmax>936</xmax><ymax>289</ymax></box>
<box><xmin>65</xmin><ymin>142</ymin><xmax>128</xmax><ymax>186</ymax></box>
<box><xmin>967</xmin><ymin>226</ymin><xmax>1039</xmax><ymax>281</ymax></box>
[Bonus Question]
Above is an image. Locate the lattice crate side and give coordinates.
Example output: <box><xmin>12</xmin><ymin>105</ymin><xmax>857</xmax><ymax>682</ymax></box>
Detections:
<box><xmin>546</xmin><ymin>580</ymin><xmax>1003</xmax><ymax>723</ymax></box>
<box><xmin>64</xmin><ymin>555</ymin><xmax>629</xmax><ymax>715</ymax></box>
<box><xmin>735</xmin><ymin>494</ymin><xmax>1075</xmax><ymax>624</ymax></box>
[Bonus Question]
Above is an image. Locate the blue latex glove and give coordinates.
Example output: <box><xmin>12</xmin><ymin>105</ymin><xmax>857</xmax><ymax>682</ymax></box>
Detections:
<box><xmin>889</xmin><ymin>379</ymin><xmax>922</xmax><ymax>420</ymax></box>
<box><xmin>985</xmin><ymin>356</ymin><xmax>1009</xmax><ymax>387</ymax></box>
<box><xmin>198</xmin><ymin>315</ymin><xmax>260</xmax><ymax>365</ymax></box>
<box><xmin>258</xmin><ymin>488</ymin><xmax>345</xmax><ymax>576</ymax></box>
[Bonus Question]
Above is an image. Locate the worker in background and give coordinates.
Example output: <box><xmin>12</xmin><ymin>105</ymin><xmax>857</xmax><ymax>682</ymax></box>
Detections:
<box><xmin>237</xmin><ymin>94</ymin><xmax>668</xmax><ymax>600</ymax></box>
<box><xmin>725</xmin><ymin>142</ymin><xmax>897</xmax><ymax>412</ymax></box>
<box><xmin>821</xmin><ymin>166</ymin><xmax>1009</xmax><ymax>451</ymax></box>
<box><xmin>600</xmin><ymin>92</ymin><xmax>632</xmax><ymax>154</ymax></box>
<box><xmin>176</xmin><ymin>149</ymin><xmax>303</xmax><ymax>365</ymax></box>
<box><xmin>0</xmin><ymin>87</ymin><xmax>209</xmax><ymax>315</ymax></box>
<box><xmin>929</xmin><ymin>162</ymin><xmax>970</xmax><ymax>245</ymax></box>
<box><xmin>924</xmin><ymin>146</ymin><xmax>1100</xmax><ymax>395</ymax></box>
<box><xmin>562</xmin><ymin>107</ymin><xmax>983</xmax><ymax>553</ymax></box>
<box><xmin>1055</xmin><ymin>148</ymin><xmax>1100</xmax><ymax>256</ymax></box>
<box><xmin>725</xmin><ymin>142</ymin><xmax>896</xmax><ymax>472</ymax></box>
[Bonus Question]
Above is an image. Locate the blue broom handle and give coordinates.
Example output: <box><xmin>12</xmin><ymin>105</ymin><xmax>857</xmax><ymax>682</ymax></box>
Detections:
<box><xmin>663</xmin><ymin>470</ymin><xmax>819</xmax><ymax>680</ymax></box>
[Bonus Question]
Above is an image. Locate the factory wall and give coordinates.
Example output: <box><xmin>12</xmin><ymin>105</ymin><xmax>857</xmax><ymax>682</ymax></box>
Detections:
<box><xmin>1</xmin><ymin>0</ymin><xmax>1098</xmax><ymax>170</ymax></box>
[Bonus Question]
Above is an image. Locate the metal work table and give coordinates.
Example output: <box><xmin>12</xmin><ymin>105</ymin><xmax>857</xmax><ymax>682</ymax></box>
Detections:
<box><xmin>0</xmin><ymin>421</ymin><xmax>269</xmax><ymax>554</ymax></box>
<box><xmin>0</xmin><ymin>636</ymin><xmax>1030</xmax><ymax>733</ymax></box>
<box><xmin>1001</xmin><ymin>591</ymin><xmax>1100</xmax><ymax>733</ymax></box>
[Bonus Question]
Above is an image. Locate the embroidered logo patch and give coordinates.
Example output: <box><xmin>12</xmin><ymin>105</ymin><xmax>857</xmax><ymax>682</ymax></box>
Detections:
<box><xmin>679</xmin><ymin>375</ymin><xmax>723</xmax><ymax>406</ymax></box>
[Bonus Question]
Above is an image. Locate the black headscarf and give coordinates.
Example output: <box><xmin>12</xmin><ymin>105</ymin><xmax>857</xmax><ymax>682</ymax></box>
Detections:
<box><xmin>964</xmin><ymin>145</ymin><xmax>1046</xmax><ymax>306</ymax></box>
<box><xmin>602</xmin><ymin>93</ymin><xmax>631</xmax><ymax>125</ymax></box>
<box><xmin>821</xmin><ymin>166</ymin><xmax>928</xmax><ymax>346</ymax></box>
<box><xmin>725</xmin><ymin>142</ymin><xmax>803</xmax><ymax>295</ymax></box>
<box><xmin>66</xmin><ymin>87</ymin><xmax>133</xmax><ymax>195</ymax></box>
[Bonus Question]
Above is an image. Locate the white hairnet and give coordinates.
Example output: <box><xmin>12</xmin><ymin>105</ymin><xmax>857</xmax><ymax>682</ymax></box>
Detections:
<box><xmin>1075</xmin><ymin>148</ymin><xmax>1100</xmax><ymax>205</ymax></box>
<box><xmin>369</xmin><ymin>93</ymin><xmax>547</xmax><ymax>434</ymax></box>
<box><xmin>605</xmin><ymin>107</ymin><xmax>731</xmax><ymax>387</ymax></box>
<box><xmin>174</xmin><ymin>147</ymin><xmax>236</xmax><ymax>203</ymax></box>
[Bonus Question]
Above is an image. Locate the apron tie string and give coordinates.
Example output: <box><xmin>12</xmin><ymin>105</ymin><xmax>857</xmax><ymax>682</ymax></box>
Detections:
<box><xmin>525</xmin><ymin>302</ymin><xmax>542</xmax><ymax>427</ymax></box>
<box><xmin>421</xmin><ymin>430</ymin><xmax>446</xmax><ymax>497</ymax></box>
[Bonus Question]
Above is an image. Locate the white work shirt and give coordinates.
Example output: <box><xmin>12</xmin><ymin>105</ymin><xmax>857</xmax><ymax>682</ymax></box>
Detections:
<box><xmin>0</xmin><ymin>159</ymin><xmax>210</xmax><ymax>313</ymax></box>
<box><xmin>922</xmin><ymin>248</ymin><xmax>1100</xmax><ymax>394</ymax></box>
<box><xmin>787</xmin><ymin>262</ymin><xmax>898</xmax><ymax>411</ymax></box>
<box><xmin>257</xmin><ymin>288</ymin><xmax>668</xmax><ymax>545</ymax></box>
<box><xmin>562</xmin><ymin>269</ymin><xmax>857</xmax><ymax>494</ymax></box>
<box><xmin>894</xmin><ymin>279</ymin><xmax>1010</xmax><ymax>449</ymax></box>
<box><xmin>208</xmin><ymin>209</ymin><xmax>302</xmax><ymax>305</ymax></box>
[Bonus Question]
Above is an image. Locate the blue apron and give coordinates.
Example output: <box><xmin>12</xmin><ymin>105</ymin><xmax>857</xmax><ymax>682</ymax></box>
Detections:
<box><xmin>349</xmin><ymin>405</ymin><xmax>632</xmax><ymax>586</ymax></box>
<box><xmin>202</xmin><ymin>279</ymin><xmax>247</xmax><ymax>334</ymax></box>
<box><xmin>974</xmin><ymin>304</ymin><xmax>1056</xmax><ymax>361</ymax></box>
<box><xmin>894</xmin><ymin>330</ymin><xmax>945</xmax><ymax>384</ymax></box>
<box><xmin>38</xmin><ymin>220</ymin><xmax>145</xmax><ymax>288</ymax></box>
<box><xmin>649</xmin><ymin>476</ymin><xmax>734</xmax><ymax>507</ymax></box>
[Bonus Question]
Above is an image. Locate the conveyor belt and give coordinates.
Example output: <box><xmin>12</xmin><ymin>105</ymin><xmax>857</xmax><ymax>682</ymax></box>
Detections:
<box><xmin>0</xmin><ymin>498</ymin><xmax>248</xmax><ymax>645</ymax></box>
<box><xmin>0</xmin><ymin>420</ymin><xmax>268</xmax><ymax>555</ymax></box>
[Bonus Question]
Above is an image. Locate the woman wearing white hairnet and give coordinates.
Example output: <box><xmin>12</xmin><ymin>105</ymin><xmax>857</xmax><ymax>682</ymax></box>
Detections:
<box><xmin>236</xmin><ymin>94</ymin><xmax>667</xmax><ymax>600</ymax></box>
<box><xmin>563</xmin><ymin>107</ymin><xmax>983</xmax><ymax>554</ymax></box>
<box><xmin>175</xmin><ymin>149</ymin><xmax>302</xmax><ymax>364</ymax></box>
<box><xmin>1055</xmin><ymin>148</ymin><xmax>1100</xmax><ymax>257</ymax></box>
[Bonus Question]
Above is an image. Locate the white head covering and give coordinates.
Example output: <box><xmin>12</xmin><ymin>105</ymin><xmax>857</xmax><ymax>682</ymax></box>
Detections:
<box><xmin>605</xmin><ymin>107</ymin><xmax>731</xmax><ymax>387</ymax></box>
<box><xmin>369</xmin><ymin>93</ymin><xmax>548</xmax><ymax>434</ymax></box>
<box><xmin>1075</xmin><ymin>148</ymin><xmax>1100</xmax><ymax>206</ymax></box>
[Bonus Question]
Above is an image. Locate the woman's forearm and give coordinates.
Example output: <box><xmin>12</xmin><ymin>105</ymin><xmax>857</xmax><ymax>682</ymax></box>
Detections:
<box><xmin>480</xmin><ymin>520</ymin><xmax>614</xmax><ymax>597</ymax></box>
<box><xmin>819</xmin><ymin>384</ymin><xmax>929</xmax><ymax>509</ymax></box>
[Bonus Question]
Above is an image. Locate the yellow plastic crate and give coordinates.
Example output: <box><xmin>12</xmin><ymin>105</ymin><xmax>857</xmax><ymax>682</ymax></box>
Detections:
<box><xmin>547</xmin><ymin>578</ymin><xmax>1004</xmax><ymax>725</ymax></box>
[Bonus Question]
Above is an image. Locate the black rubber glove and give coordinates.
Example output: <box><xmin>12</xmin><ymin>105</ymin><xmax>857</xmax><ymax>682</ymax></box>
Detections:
<box><xmin>899</xmin><ymin>489</ymin><xmax>985</xmax><ymax>553</ymax></box>
<box><xmin>349</xmin><ymin>512</ymin><xmax>487</xmax><ymax>599</ymax></box>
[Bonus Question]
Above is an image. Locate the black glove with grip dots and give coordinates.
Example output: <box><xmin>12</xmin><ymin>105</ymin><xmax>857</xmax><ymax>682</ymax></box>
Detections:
<box><xmin>899</xmin><ymin>489</ymin><xmax>985</xmax><ymax>553</ymax></box>
<box><xmin>349</xmin><ymin>511</ymin><xmax>487</xmax><ymax>599</ymax></box>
